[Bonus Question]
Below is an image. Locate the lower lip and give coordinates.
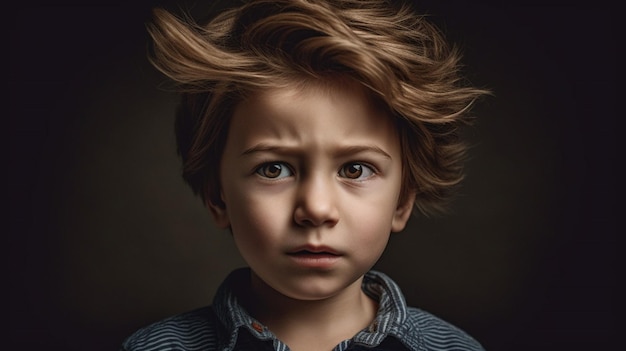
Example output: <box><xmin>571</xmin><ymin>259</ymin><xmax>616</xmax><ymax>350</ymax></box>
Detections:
<box><xmin>287</xmin><ymin>253</ymin><xmax>341</xmax><ymax>268</ymax></box>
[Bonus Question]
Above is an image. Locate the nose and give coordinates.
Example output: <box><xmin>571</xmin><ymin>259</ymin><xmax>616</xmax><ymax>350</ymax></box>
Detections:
<box><xmin>293</xmin><ymin>172</ymin><xmax>339</xmax><ymax>227</ymax></box>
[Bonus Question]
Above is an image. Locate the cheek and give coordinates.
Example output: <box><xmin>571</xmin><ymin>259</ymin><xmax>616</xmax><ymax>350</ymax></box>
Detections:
<box><xmin>354</xmin><ymin>183</ymin><xmax>401</xmax><ymax>225</ymax></box>
<box><xmin>228</xmin><ymin>203</ymin><xmax>276</xmax><ymax>265</ymax></box>
<box><xmin>225</xmin><ymin>190</ymin><xmax>291</xmax><ymax>246</ymax></box>
<box><xmin>348</xmin><ymin>180</ymin><xmax>401</xmax><ymax>241</ymax></box>
<box><xmin>230</xmin><ymin>187</ymin><xmax>290</xmax><ymax>222</ymax></box>
<box><xmin>345</xmin><ymin>200</ymin><xmax>395</xmax><ymax>247</ymax></box>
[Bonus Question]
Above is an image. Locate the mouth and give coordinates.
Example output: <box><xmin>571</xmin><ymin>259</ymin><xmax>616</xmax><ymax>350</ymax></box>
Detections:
<box><xmin>287</xmin><ymin>245</ymin><xmax>341</xmax><ymax>256</ymax></box>
<box><xmin>286</xmin><ymin>246</ymin><xmax>342</xmax><ymax>268</ymax></box>
<box><xmin>287</xmin><ymin>250</ymin><xmax>340</xmax><ymax>258</ymax></box>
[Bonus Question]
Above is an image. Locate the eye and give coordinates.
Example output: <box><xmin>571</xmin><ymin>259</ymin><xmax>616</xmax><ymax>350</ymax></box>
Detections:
<box><xmin>338</xmin><ymin>162</ymin><xmax>375</xmax><ymax>180</ymax></box>
<box><xmin>255</xmin><ymin>162</ymin><xmax>293</xmax><ymax>179</ymax></box>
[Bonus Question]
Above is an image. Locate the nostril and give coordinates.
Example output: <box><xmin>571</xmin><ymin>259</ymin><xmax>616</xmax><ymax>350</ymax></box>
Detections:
<box><xmin>293</xmin><ymin>206</ymin><xmax>339</xmax><ymax>227</ymax></box>
<box><xmin>293</xmin><ymin>216</ymin><xmax>316</xmax><ymax>228</ymax></box>
<box><xmin>293</xmin><ymin>203</ymin><xmax>339</xmax><ymax>227</ymax></box>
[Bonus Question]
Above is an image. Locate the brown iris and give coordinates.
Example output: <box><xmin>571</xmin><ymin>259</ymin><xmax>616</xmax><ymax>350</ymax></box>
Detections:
<box><xmin>340</xmin><ymin>163</ymin><xmax>363</xmax><ymax>179</ymax></box>
<box><xmin>257</xmin><ymin>163</ymin><xmax>286</xmax><ymax>178</ymax></box>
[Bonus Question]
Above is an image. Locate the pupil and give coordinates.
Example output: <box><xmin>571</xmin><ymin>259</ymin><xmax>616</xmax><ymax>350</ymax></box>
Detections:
<box><xmin>346</xmin><ymin>164</ymin><xmax>362</xmax><ymax>178</ymax></box>
<box><xmin>266</xmin><ymin>164</ymin><xmax>281</xmax><ymax>177</ymax></box>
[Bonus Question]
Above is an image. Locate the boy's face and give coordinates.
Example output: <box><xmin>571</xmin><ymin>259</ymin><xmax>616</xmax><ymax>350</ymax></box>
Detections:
<box><xmin>211</xmin><ymin>80</ymin><xmax>414</xmax><ymax>301</ymax></box>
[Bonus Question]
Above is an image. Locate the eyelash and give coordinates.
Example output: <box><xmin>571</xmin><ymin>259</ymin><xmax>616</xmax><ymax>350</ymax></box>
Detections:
<box><xmin>338</xmin><ymin>162</ymin><xmax>376</xmax><ymax>180</ymax></box>
<box><xmin>254</xmin><ymin>161</ymin><xmax>378</xmax><ymax>180</ymax></box>
<box><xmin>255</xmin><ymin>162</ymin><xmax>294</xmax><ymax>179</ymax></box>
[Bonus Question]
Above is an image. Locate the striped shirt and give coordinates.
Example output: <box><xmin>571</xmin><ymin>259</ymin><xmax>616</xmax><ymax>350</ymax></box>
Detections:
<box><xmin>121</xmin><ymin>268</ymin><xmax>484</xmax><ymax>350</ymax></box>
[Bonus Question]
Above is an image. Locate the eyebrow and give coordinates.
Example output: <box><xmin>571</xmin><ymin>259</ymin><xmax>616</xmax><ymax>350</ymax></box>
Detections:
<box><xmin>240</xmin><ymin>144</ymin><xmax>392</xmax><ymax>159</ymax></box>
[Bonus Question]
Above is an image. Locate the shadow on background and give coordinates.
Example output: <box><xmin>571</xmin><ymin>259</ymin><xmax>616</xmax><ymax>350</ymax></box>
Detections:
<box><xmin>9</xmin><ymin>0</ymin><xmax>615</xmax><ymax>350</ymax></box>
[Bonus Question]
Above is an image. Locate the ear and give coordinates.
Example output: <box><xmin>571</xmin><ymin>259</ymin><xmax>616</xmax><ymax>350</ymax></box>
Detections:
<box><xmin>391</xmin><ymin>191</ymin><xmax>416</xmax><ymax>233</ymax></box>
<box><xmin>207</xmin><ymin>192</ymin><xmax>230</xmax><ymax>229</ymax></box>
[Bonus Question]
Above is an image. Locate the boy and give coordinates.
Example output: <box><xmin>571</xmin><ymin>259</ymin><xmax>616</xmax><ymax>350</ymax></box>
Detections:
<box><xmin>122</xmin><ymin>0</ymin><xmax>489</xmax><ymax>350</ymax></box>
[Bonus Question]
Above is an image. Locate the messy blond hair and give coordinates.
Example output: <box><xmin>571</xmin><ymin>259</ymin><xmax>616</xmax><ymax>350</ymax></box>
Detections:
<box><xmin>147</xmin><ymin>0</ymin><xmax>489</xmax><ymax>216</ymax></box>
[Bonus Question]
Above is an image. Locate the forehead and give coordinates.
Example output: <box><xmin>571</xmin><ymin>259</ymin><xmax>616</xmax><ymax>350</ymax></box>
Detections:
<box><xmin>238</xmin><ymin>78</ymin><xmax>391</xmax><ymax>122</ymax></box>
<box><xmin>225</xmin><ymin>78</ymin><xmax>401</xmax><ymax>158</ymax></box>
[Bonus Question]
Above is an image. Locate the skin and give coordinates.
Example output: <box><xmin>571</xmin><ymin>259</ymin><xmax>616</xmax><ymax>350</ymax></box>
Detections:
<box><xmin>210</xmin><ymin>79</ymin><xmax>415</xmax><ymax>350</ymax></box>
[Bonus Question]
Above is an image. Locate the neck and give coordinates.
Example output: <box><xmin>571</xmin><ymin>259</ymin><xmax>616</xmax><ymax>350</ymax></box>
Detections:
<box><xmin>239</xmin><ymin>271</ymin><xmax>378</xmax><ymax>350</ymax></box>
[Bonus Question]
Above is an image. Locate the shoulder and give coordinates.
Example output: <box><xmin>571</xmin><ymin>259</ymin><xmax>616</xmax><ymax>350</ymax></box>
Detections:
<box><xmin>121</xmin><ymin>306</ymin><xmax>221</xmax><ymax>351</ymax></box>
<box><xmin>405</xmin><ymin>307</ymin><xmax>485</xmax><ymax>351</ymax></box>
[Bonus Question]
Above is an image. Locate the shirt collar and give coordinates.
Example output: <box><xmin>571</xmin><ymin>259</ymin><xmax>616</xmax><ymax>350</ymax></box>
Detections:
<box><xmin>212</xmin><ymin>268</ymin><xmax>418</xmax><ymax>350</ymax></box>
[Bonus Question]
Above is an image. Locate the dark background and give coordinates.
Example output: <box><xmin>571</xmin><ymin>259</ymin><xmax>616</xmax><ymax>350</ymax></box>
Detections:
<box><xmin>9</xmin><ymin>1</ymin><xmax>616</xmax><ymax>350</ymax></box>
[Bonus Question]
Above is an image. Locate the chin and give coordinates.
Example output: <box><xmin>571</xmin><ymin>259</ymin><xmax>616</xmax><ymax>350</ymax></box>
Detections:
<box><xmin>277</xmin><ymin>274</ymin><xmax>362</xmax><ymax>301</ymax></box>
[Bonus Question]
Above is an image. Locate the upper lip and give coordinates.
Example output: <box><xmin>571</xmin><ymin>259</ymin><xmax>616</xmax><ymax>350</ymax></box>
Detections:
<box><xmin>287</xmin><ymin>245</ymin><xmax>341</xmax><ymax>255</ymax></box>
